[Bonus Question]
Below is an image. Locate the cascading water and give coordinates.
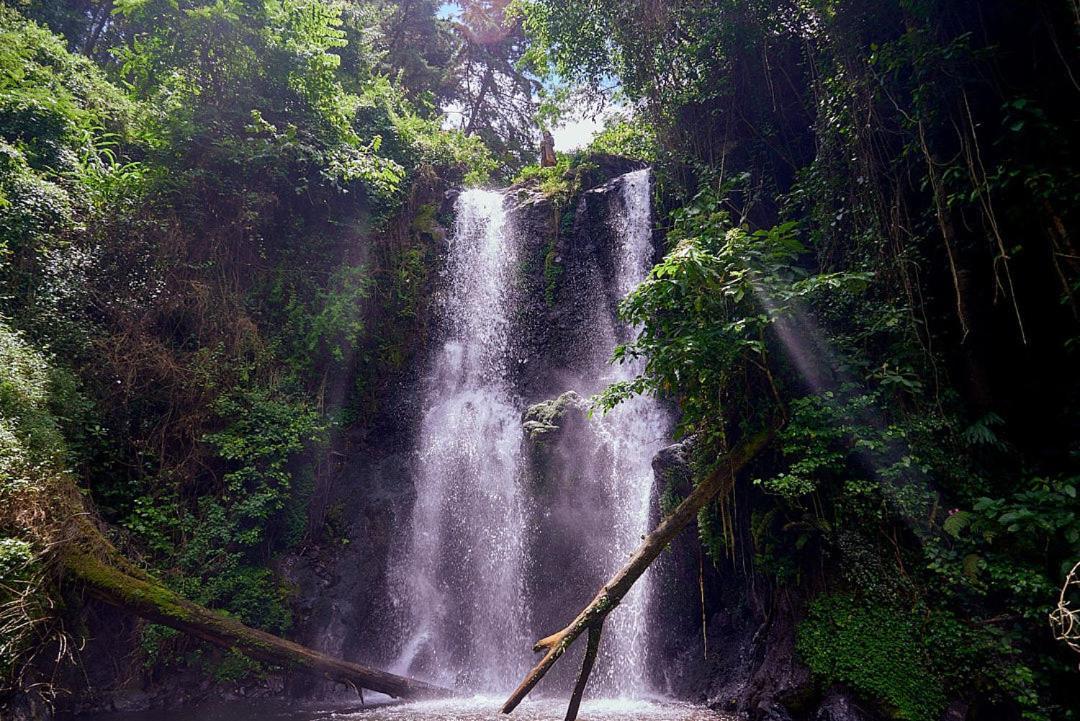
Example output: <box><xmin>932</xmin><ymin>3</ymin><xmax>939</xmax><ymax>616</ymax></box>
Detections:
<box><xmin>391</xmin><ymin>189</ymin><xmax>529</xmax><ymax>691</ymax></box>
<box><xmin>393</xmin><ymin>170</ymin><xmax>668</xmax><ymax>701</ymax></box>
<box><xmin>588</xmin><ymin>168</ymin><xmax>671</xmax><ymax>696</ymax></box>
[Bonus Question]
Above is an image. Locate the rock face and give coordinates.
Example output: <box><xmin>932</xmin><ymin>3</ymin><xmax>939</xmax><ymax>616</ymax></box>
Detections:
<box><xmin>644</xmin><ymin>440</ymin><xmax>894</xmax><ymax>721</ymax></box>
<box><xmin>522</xmin><ymin>391</ymin><xmax>589</xmax><ymax>443</ymax></box>
<box><xmin>519</xmin><ymin>390</ymin><xmax>615</xmax><ymax>691</ymax></box>
<box><xmin>285</xmin><ymin>447</ymin><xmax>417</xmax><ymax>669</ymax></box>
<box><xmin>645</xmin><ymin>435</ymin><xmax>813</xmax><ymax>717</ymax></box>
<box><xmin>283</xmin><ymin>155</ymin><xmax>842</xmax><ymax>714</ymax></box>
<box><xmin>506</xmin><ymin>164</ymin><xmax>670</xmax><ymax>694</ymax></box>
<box><xmin>814</xmin><ymin>687</ymin><xmax>874</xmax><ymax>721</ymax></box>
<box><xmin>505</xmin><ymin>159</ymin><xmax>652</xmax><ymax>402</ymax></box>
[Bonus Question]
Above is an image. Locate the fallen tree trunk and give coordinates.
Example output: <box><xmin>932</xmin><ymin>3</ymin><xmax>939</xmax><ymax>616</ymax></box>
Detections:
<box><xmin>500</xmin><ymin>429</ymin><xmax>774</xmax><ymax>720</ymax></box>
<box><xmin>53</xmin><ymin>485</ymin><xmax>450</xmax><ymax>700</ymax></box>
<box><xmin>66</xmin><ymin>551</ymin><xmax>448</xmax><ymax>698</ymax></box>
<box><xmin>0</xmin><ymin>327</ymin><xmax>448</xmax><ymax>702</ymax></box>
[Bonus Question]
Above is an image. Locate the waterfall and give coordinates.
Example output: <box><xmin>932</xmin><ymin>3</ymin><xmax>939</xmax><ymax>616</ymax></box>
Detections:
<box><xmin>390</xmin><ymin>170</ymin><xmax>666</xmax><ymax>700</ymax></box>
<box><xmin>392</xmin><ymin>189</ymin><xmax>529</xmax><ymax>691</ymax></box>
<box><xmin>589</xmin><ymin>168</ymin><xmax>670</xmax><ymax>696</ymax></box>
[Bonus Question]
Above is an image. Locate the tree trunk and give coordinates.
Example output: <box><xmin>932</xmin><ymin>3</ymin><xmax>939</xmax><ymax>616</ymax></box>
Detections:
<box><xmin>53</xmin><ymin>485</ymin><xmax>449</xmax><ymax>700</ymax></box>
<box><xmin>500</xmin><ymin>429</ymin><xmax>774</xmax><ymax>720</ymax></box>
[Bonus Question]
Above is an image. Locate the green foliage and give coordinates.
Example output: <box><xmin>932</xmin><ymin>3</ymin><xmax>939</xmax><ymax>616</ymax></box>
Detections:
<box><xmin>0</xmin><ymin>538</ymin><xmax>33</xmax><ymax>587</ymax></box>
<box><xmin>0</xmin><ymin>8</ymin><xmax>136</xmax><ymax>351</ymax></box>
<box><xmin>0</xmin><ymin>319</ymin><xmax>70</xmax><ymax>687</ymax></box>
<box><xmin>0</xmin><ymin>7</ymin><xmax>131</xmax><ymax>171</ymax></box>
<box><xmin>799</xmin><ymin>591</ymin><xmax>1049</xmax><ymax>721</ymax></box>
<box><xmin>586</xmin><ymin>116</ymin><xmax>656</xmax><ymax>162</ymax></box>
<box><xmin>517</xmin><ymin>0</ymin><xmax>617</xmax><ymax>95</ymax></box>
<box><xmin>514</xmin><ymin>154</ymin><xmax>573</xmax><ymax>197</ymax></box>
<box><xmin>122</xmin><ymin>384</ymin><xmax>323</xmax><ymax>658</ymax></box>
<box><xmin>392</xmin><ymin>111</ymin><xmax>498</xmax><ymax>183</ymax></box>
<box><xmin>797</xmin><ymin>594</ymin><xmax>947</xmax><ymax>721</ymax></box>
<box><xmin>696</xmin><ymin>501</ymin><xmax>730</xmax><ymax>567</ymax></box>
<box><xmin>518</xmin><ymin>0</ymin><xmax>787</xmax><ymax>114</ymax></box>
<box><xmin>0</xmin><ymin>141</ymin><xmax>73</xmax><ymax>261</ymax></box>
<box><xmin>204</xmin><ymin>387</ymin><xmax>326</xmax><ymax>548</ymax></box>
<box><xmin>210</xmin><ymin>649</ymin><xmax>265</xmax><ymax>683</ymax></box>
<box><xmin>0</xmin><ymin>536</ymin><xmax>37</xmax><ymax>678</ymax></box>
<box><xmin>280</xmin><ymin>264</ymin><xmax>375</xmax><ymax>373</ymax></box>
<box><xmin>597</xmin><ymin>186</ymin><xmax>869</xmax><ymax>437</ymax></box>
<box><xmin>759</xmin><ymin>388</ymin><xmax>940</xmax><ymax>520</ymax></box>
<box><xmin>0</xmin><ymin>320</ymin><xmax>64</xmax><ymax>491</ymax></box>
<box><xmin>761</xmin><ymin>384</ymin><xmax>1076</xmax><ymax>717</ymax></box>
<box><xmin>525</xmin><ymin>0</ymin><xmax>1080</xmax><ymax>717</ymax></box>
<box><xmin>972</xmin><ymin>477</ymin><xmax>1080</xmax><ymax>550</ymax></box>
<box><xmin>927</xmin><ymin>473</ymin><xmax>1080</xmax><ymax>624</ymax></box>
<box><xmin>101</xmin><ymin>0</ymin><xmax>421</xmax><ymax>214</ymax></box>
<box><xmin>0</xmin><ymin>12</ymin><xmax>479</xmax><ymax>684</ymax></box>
<box><xmin>0</xmin><ymin>0</ymin><xmax>1076</xmax><ymax>713</ymax></box>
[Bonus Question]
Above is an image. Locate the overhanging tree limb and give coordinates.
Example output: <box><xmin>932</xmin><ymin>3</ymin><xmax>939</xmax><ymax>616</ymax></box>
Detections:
<box><xmin>500</xmin><ymin>428</ymin><xmax>775</xmax><ymax>720</ymax></box>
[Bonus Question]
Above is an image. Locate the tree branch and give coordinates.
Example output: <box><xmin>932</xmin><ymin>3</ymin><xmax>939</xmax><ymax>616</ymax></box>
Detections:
<box><xmin>501</xmin><ymin>428</ymin><xmax>775</xmax><ymax>719</ymax></box>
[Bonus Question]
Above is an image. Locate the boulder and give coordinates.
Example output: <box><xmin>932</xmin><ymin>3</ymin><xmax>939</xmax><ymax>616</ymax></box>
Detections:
<box><xmin>522</xmin><ymin>390</ymin><xmax>588</xmax><ymax>442</ymax></box>
<box><xmin>815</xmin><ymin>687</ymin><xmax>873</xmax><ymax>721</ymax></box>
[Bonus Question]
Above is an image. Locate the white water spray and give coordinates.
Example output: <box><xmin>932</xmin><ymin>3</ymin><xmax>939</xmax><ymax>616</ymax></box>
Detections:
<box><xmin>590</xmin><ymin>168</ymin><xmax>671</xmax><ymax>696</ymax></box>
<box><xmin>393</xmin><ymin>172</ymin><xmax>666</xmax><ymax>699</ymax></box>
<box><xmin>392</xmin><ymin>190</ymin><xmax>529</xmax><ymax>691</ymax></box>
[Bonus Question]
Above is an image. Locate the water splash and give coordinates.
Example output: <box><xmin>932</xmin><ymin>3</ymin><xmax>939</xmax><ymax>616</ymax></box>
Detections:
<box><xmin>392</xmin><ymin>190</ymin><xmax>529</xmax><ymax>691</ymax></box>
<box><xmin>335</xmin><ymin>697</ymin><xmax>729</xmax><ymax>720</ymax></box>
<box><xmin>80</xmin><ymin>697</ymin><xmax>732</xmax><ymax>721</ymax></box>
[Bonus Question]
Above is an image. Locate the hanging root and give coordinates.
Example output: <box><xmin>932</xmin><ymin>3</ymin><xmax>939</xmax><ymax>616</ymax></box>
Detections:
<box><xmin>501</xmin><ymin>429</ymin><xmax>774</xmax><ymax>721</ymax></box>
<box><xmin>917</xmin><ymin>119</ymin><xmax>970</xmax><ymax>342</ymax></box>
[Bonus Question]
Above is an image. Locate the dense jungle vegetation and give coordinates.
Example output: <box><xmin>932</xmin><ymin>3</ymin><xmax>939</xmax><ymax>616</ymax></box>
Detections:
<box><xmin>1</xmin><ymin>0</ymin><xmax>1078</xmax><ymax>719</ymax></box>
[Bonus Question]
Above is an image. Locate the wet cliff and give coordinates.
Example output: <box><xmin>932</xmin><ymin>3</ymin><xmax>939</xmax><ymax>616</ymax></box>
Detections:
<box><xmin>281</xmin><ymin>154</ymin><xmax>666</xmax><ymax>690</ymax></box>
<box><xmin>274</xmin><ymin>157</ymin><xmax>864</xmax><ymax>721</ymax></box>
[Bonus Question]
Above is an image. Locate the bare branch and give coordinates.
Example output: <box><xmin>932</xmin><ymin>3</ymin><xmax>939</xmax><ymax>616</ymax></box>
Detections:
<box><xmin>501</xmin><ymin>429</ymin><xmax>775</xmax><ymax>720</ymax></box>
<box><xmin>1051</xmin><ymin>560</ymin><xmax>1080</xmax><ymax>660</ymax></box>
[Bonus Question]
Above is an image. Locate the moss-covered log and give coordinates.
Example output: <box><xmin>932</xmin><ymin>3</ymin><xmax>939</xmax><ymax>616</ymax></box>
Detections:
<box><xmin>1</xmin><ymin>321</ymin><xmax>448</xmax><ymax>701</ymax></box>
<box><xmin>54</xmin><ymin>485</ymin><xmax>450</xmax><ymax>700</ymax></box>
<box><xmin>501</xmin><ymin>429</ymin><xmax>774</xmax><ymax>720</ymax></box>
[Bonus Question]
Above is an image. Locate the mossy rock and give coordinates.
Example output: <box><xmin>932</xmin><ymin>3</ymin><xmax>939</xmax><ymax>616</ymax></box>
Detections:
<box><xmin>522</xmin><ymin>391</ymin><xmax>588</xmax><ymax>443</ymax></box>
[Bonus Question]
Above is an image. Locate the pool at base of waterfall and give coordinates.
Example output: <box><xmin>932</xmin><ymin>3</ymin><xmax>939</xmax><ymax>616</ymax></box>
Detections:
<box><xmin>335</xmin><ymin>697</ymin><xmax>731</xmax><ymax>720</ymax></box>
<box><xmin>67</xmin><ymin>696</ymin><xmax>733</xmax><ymax>721</ymax></box>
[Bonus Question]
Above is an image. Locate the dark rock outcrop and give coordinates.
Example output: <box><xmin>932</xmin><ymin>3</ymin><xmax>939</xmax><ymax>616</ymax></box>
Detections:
<box><xmin>505</xmin><ymin>158</ymin><xmax>657</xmax><ymax>403</ymax></box>
<box><xmin>647</xmin><ymin>437</ymin><xmax>822</xmax><ymax>721</ymax></box>
<box><xmin>814</xmin><ymin>687</ymin><xmax>874</xmax><ymax>721</ymax></box>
